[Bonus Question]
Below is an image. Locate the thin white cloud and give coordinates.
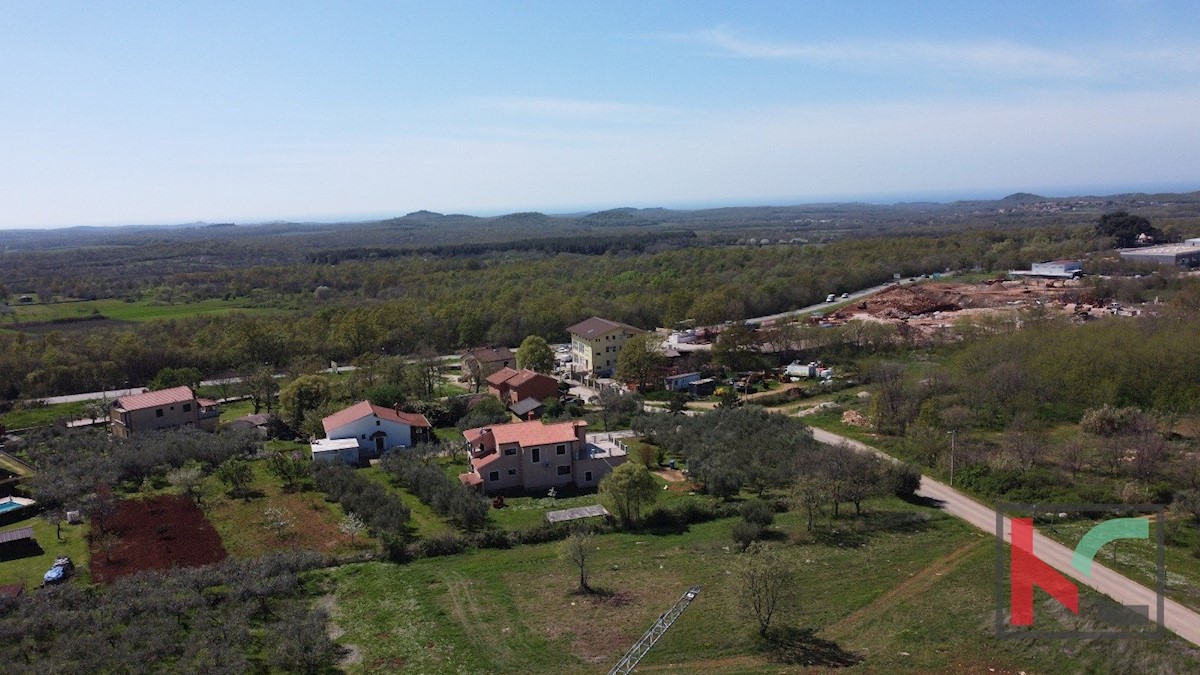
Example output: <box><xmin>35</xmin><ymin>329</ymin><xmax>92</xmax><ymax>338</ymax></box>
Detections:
<box><xmin>671</xmin><ymin>27</ymin><xmax>1094</xmax><ymax>79</ymax></box>
<box><xmin>471</xmin><ymin>96</ymin><xmax>670</xmax><ymax>119</ymax></box>
<box><xmin>670</xmin><ymin>26</ymin><xmax>1200</xmax><ymax>83</ymax></box>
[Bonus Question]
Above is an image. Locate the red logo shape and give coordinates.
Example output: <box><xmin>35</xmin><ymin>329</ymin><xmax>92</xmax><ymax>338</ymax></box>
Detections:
<box><xmin>1010</xmin><ymin>517</ymin><xmax>1079</xmax><ymax>625</ymax></box>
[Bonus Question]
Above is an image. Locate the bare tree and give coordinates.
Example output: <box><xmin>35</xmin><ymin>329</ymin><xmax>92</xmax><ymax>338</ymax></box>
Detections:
<box><xmin>738</xmin><ymin>543</ymin><xmax>796</xmax><ymax>638</ymax></box>
<box><xmin>1058</xmin><ymin>437</ymin><xmax>1088</xmax><ymax>479</ymax></box>
<box><xmin>561</xmin><ymin>528</ymin><xmax>595</xmax><ymax>593</ymax></box>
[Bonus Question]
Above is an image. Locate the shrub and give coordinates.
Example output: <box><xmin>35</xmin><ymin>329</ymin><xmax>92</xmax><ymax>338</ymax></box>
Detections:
<box><xmin>887</xmin><ymin>462</ymin><xmax>922</xmax><ymax>498</ymax></box>
<box><xmin>731</xmin><ymin>521</ymin><xmax>764</xmax><ymax>551</ymax></box>
<box><xmin>740</xmin><ymin>499</ymin><xmax>776</xmax><ymax>527</ymax></box>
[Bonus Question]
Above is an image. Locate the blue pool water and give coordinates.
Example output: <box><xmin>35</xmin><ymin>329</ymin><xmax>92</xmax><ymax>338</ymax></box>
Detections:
<box><xmin>0</xmin><ymin>501</ymin><xmax>25</xmax><ymax>513</ymax></box>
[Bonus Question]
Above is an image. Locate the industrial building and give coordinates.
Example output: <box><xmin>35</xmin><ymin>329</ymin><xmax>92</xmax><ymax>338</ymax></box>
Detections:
<box><xmin>1010</xmin><ymin>260</ymin><xmax>1083</xmax><ymax>278</ymax></box>
<box><xmin>1119</xmin><ymin>242</ymin><xmax>1200</xmax><ymax>268</ymax></box>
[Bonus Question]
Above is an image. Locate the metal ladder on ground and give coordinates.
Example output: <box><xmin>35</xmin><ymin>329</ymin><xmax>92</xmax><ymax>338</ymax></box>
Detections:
<box><xmin>607</xmin><ymin>586</ymin><xmax>701</xmax><ymax>675</ymax></box>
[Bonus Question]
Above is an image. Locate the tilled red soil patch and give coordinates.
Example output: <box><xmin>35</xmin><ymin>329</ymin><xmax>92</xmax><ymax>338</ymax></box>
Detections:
<box><xmin>89</xmin><ymin>494</ymin><xmax>227</xmax><ymax>583</ymax></box>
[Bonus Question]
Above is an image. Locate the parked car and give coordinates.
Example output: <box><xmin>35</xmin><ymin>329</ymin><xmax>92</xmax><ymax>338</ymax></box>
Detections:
<box><xmin>840</xmin><ymin>292</ymin><xmax>849</xmax><ymax>299</ymax></box>
<box><xmin>43</xmin><ymin>556</ymin><xmax>74</xmax><ymax>586</ymax></box>
<box><xmin>826</xmin><ymin>294</ymin><xmax>836</xmax><ymax>302</ymax></box>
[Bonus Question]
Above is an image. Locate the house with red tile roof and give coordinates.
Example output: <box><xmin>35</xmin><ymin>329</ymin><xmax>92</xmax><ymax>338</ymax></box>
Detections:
<box><xmin>458</xmin><ymin>419</ymin><xmax>627</xmax><ymax>495</ymax></box>
<box><xmin>109</xmin><ymin>386</ymin><xmax>220</xmax><ymax>437</ymax></box>
<box><xmin>320</xmin><ymin>400</ymin><xmax>432</xmax><ymax>460</ymax></box>
<box><xmin>486</xmin><ymin>368</ymin><xmax>560</xmax><ymax>406</ymax></box>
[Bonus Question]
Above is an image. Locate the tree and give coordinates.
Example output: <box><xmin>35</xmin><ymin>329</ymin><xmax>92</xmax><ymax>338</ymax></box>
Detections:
<box><xmin>338</xmin><ymin>512</ymin><xmax>367</xmax><ymax>543</ymax></box>
<box><xmin>791</xmin><ymin>474</ymin><xmax>828</xmax><ymax>531</ymax></box>
<box><xmin>599</xmin><ymin>462</ymin><xmax>659</xmax><ymax>527</ymax></box>
<box><xmin>561</xmin><ymin>528</ymin><xmax>595</xmax><ymax>593</ymax></box>
<box><xmin>737</xmin><ymin>543</ymin><xmax>796</xmax><ymax>638</ymax></box>
<box><xmin>244</xmin><ymin>365</ymin><xmax>279</xmax><ymax>414</ymax></box>
<box><xmin>712</xmin><ymin>323</ymin><xmax>763</xmax><ymax>372</ymax></box>
<box><xmin>1096</xmin><ymin>211</ymin><xmax>1160</xmax><ymax>248</ymax></box>
<box><xmin>149</xmin><ymin>366</ymin><xmax>203</xmax><ymax>391</ymax></box>
<box><xmin>597</xmin><ymin>386</ymin><xmax>639</xmax><ymax>431</ymax></box>
<box><xmin>215</xmin><ymin>458</ymin><xmax>254</xmax><ymax>499</ymax></box>
<box><xmin>667</xmin><ymin>391</ymin><xmax>688</xmax><ymax>416</ymax></box>
<box><xmin>516</xmin><ymin>335</ymin><xmax>555</xmax><ymax>373</ymax></box>
<box><xmin>168</xmin><ymin>464</ymin><xmax>206</xmax><ymax>505</ymax></box>
<box><xmin>266</xmin><ymin>451</ymin><xmax>310</xmax><ymax>492</ymax></box>
<box><xmin>1059</xmin><ymin>437</ymin><xmax>1087</xmax><ymax>479</ymax></box>
<box><xmin>263</xmin><ymin>505</ymin><xmax>296</xmax><ymax>539</ymax></box>
<box><xmin>615</xmin><ymin>332</ymin><xmax>666</xmax><ymax>392</ymax></box>
<box><xmin>278</xmin><ymin>374</ymin><xmax>331</xmax><ymax>434</ymax></box>
<box><xmin>1171</xmin><ymin>490</ymin><xmax>1200</xmax><ymax>522</ymax></box>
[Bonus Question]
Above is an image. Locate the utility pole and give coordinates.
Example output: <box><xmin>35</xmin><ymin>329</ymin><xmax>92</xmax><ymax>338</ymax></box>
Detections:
<box><xmin>609</xmin><ymin>586</ymin><xmax>700</xmax><ymax>675</ymax></box>
<box><xmin>947</xmin><ymin>430</ymin><xmax>956</xmax><ymax>487</ymax></box>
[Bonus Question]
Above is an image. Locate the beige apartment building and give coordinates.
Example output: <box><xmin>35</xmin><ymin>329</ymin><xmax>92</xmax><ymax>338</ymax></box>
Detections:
<box><xmin>566</xmin><ymin>316</ymin><xmax>645</xmax><ymax>376</ymax></box>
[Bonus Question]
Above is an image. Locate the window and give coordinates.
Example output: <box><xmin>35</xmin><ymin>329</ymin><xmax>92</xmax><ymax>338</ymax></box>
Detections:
<box><xmin>182</xmin><ymin>403</ymin><xmax>191</xmax><ymax>412</ymax></box>
<box><xmin>556</xmin><ymin>444</ymin><xmax>566</xmax><ymax>455</ymax></box>
<box><xmin>488</xmin><ymin>471</ymin><xmax>499</xmax><ymax>482</ymax></box>
<box><xmin>155</xmin><ymin>409</ymin><xmax>164</xmax><ymax>418</ymax></box>
<box><xmin>531</xmin><ymin>448</ymin><xmax>541</xmax><ymax>463</ymax></box>
<box><xmin>585</xmin><ymin>471</ymin><xmax>593</xmax><ymax>482</ymax></box>
<box><xmin>504</xmin><ymin>447</ymin><xmax>516</xmax><ymax>456</ymax></box>
<box><xmin>376</xmin><ymin>420</ymin><xmax>380</xmax><ymax>426</ymax></box>
<box><xmin>557</xmin><ymin>465</ymin><xmax>570</xmax><ymax>476</ymax></box>
<box><xmin>507</xmin><ymin>469</ymin><xmax>517</xmax><ymax>476</ymax></box>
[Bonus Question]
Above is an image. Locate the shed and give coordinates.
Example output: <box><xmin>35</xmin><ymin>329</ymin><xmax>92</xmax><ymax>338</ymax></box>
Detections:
<box><xmin>0</xmin><ymin>525</ymin><xmax>34</xmax><ymax>545</ymax></box>
<box><xmin>508</xmin><ymin>397</ymin><xmax>545</xmax><ymax>420</ymax></box>
<box><xmin>688</xmin><ymin>378</ymin><xmax>717</xmax><ymax>397</ymax></box>
<box><xmin>311</xmin><ymin>437</ymin><xmax>362</xmax><ymax>464</ymax></box>
<box><xmin>664</xmin><ymin>372</ymin><xmax>701</xmax><ymax>392</ymax></box>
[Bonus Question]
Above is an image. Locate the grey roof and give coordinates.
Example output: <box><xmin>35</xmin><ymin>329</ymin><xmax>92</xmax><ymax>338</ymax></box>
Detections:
<box><xmin>509</xmin><ymin>397</ymin><xmax>545</xmax><ymax>416</ymax></box>
<box><xmin>0</xmin><ymin>526</ymin><xmax>34</xmax><ymax>545</ymax></box>
<box><xmin>546</xmin><ymin>504</ymin><xmax>610</xmax><ymax>523</ymax></box>
<box><xmin>566</xmin><ymin>317</ymin><xmax>645</xmax><ymax>340</ymax></box>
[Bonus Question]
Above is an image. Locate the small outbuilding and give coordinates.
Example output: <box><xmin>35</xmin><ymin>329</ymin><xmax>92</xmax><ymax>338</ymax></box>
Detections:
<box><xmin>310</xmin><ymin>437</ymin><xmax>362</xmax><ymax>464</ymax></box>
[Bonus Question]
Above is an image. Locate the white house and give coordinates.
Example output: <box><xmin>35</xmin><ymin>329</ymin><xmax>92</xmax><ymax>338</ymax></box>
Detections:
<box><xmin>320</xmin><ymin>401</ymin><xmax>432</xmax><ymax>459</ymax></box>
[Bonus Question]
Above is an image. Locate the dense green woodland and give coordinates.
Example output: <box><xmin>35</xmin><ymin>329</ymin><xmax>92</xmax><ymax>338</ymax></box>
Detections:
<box><xmin>0</xmin><ymin>225</ymin><xmax>1106</xmax><ymax>400</ymax></box>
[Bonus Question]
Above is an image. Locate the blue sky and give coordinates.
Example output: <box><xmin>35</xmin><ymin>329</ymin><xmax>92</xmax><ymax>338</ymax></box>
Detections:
<box><xmin>2</xmin><ymin>1</ymin><xmax>1199</xmax><ymax>228</ymax></box>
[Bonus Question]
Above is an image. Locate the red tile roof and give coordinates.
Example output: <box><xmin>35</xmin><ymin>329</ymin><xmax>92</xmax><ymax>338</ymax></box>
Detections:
<box><xmin>114</xmin><ymin>386</ymin><xmax>196</xmax><ymax>412</ymax></box>
<box><xmin>485</xmin><ymin>367</ymin><xmax>519</xmax><ymax>386</ymax></box>
<box><xmin>467</xmin><ymin>347</ymin><xmax>515</xmax><ymax>365</ymax></box>
<box><xmin>322</xmin><ymin>401</ymin><xmax>432</xmax><ymax>435</ymax></box>
<box><xmin>506</xmin><ymin>370</ymin><xmax>555</xmax><ymax>388</ymax></box>
<box><xmin>466</xmin><ymin>419</ymin><xmax>585</xmax><ymax>449</ymax></box>
<box><xmin>566</xmin><ymin>316</ymin><xmax>644</xmax><ymax>340</ymax></box>
<box><xmin>459</xmin><ymin>472</ymin><xmax>483</xmax><ymax>486</ymax></box>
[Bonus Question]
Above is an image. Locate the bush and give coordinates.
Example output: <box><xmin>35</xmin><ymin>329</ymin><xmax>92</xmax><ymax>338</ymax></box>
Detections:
<box><xmin>312</xmin><ymin>462</ymin><xmax>411</xmax><ymax>539</ymax></box>
<box><xmin>887</xmin><ymin>462</ymin><xmax>922</xmax><ymax>498</ymax></box>
<box><xmin>409</xmin><ymin>532</ymin><xmax>469</xmax><ymax>559</ymax></box>
<box><xmin>740</xmin><ymin>499</ymin><xmax>776</xmax><ymax>527</ymax></box>
<box><xmin>731</xmin><ymin>520</ymin><xmax>764</xmax><ymax>551</ymax></box>
<box><xmin>380</xmin><ymin>446</ymin><xmax>489</xmax><ymax>530</ymax></box>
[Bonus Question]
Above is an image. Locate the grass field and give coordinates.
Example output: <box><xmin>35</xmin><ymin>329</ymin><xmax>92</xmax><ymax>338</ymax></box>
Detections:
<box><xmin>1</xmin><ymin>400</ymin><xmax>92</xmax><ymax>430</ymax></box>
<box><xmin>203</xmin><ymin>460</ymin><xmax>371</xmax><ymax>558</ymax></box>
<box><xmin>7</xmin><ymin>297</ymin><xmax>278</xmax><ymax>324</ymax></box>
<box><xmin>315</xmin><ymin>497</ymin><xmax>1200</xmax><ymax>674</ymax></box>
<box><xmin>0</xmin><ymin>514</ymin><xmax>90</xmax><ymax>592</ymax></box>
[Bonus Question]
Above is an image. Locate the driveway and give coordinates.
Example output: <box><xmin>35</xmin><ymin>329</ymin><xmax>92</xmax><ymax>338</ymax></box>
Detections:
<box><xmin>808</xmin><ymin>426</ymin><xmax>1200</xmax><ymax>647</ymax></box>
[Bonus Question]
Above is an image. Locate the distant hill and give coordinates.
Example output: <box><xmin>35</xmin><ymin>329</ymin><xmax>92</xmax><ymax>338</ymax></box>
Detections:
<box><xmin>1000</xmin><ymin>192</ymin><xmax>1047</xmax><ymax>204</ymax></box>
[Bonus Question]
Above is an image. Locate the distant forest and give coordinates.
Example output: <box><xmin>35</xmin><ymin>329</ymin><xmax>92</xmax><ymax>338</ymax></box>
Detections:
<box><xmin>1</xmin><ymin>192</ymin><xmax>1199</xmax><ymax>400</ymax></box>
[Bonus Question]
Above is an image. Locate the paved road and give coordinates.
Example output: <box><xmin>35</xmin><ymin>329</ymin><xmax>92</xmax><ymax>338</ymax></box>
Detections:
<box><xmin>742</xmin><ymin>281</ymin><xmax>895</xmax><ymax>326</ymax></box>
<box><xmin>809</xmin><ymin>426</ymin><xmax>1200</xmax><ymax>646</ymax></box>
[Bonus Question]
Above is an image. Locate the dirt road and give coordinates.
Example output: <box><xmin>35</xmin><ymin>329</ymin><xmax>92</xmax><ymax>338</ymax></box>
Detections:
<box><xmin>809</xmin><ymin>426</ymin><xmax>1200</xmax><ymax>646</ymax></box>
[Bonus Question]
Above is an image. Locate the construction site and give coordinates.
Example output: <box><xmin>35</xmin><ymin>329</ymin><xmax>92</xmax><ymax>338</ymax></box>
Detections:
<box><xmin>821</xmin><ymin>278</ymin><xmax>1122</xmax><ymax>339</ymax></box>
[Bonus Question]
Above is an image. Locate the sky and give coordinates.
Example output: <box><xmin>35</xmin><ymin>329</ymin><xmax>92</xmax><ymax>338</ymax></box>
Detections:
<box><xmin>2</xmin><ymin>1</ymin><xmax>1200</xmax><ymax>228</ymax></box>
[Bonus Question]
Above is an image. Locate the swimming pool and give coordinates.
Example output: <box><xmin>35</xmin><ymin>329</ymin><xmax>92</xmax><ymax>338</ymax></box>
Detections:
<box><xmin>0</xmin><ymin>497</ymin><xmax>34</xmax><ymax>514</ymax></box>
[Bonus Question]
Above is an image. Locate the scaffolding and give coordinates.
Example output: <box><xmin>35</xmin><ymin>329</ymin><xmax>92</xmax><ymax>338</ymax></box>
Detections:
<box><xmin>607</xmin><ymin>586</ymin><xmax>701</xmax><ymax>675</ymax></box>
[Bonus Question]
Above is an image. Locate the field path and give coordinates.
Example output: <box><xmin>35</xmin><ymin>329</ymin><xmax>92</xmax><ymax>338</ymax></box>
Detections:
<box><xmin>822</xmin><ymin>539</ymin><xmax>985</xmax><ymax>639</ymax></box>
<box><xmin>809</xmin><ymin>426</ymin><xmax>1200</xmax><ymax>647</ymax></box>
